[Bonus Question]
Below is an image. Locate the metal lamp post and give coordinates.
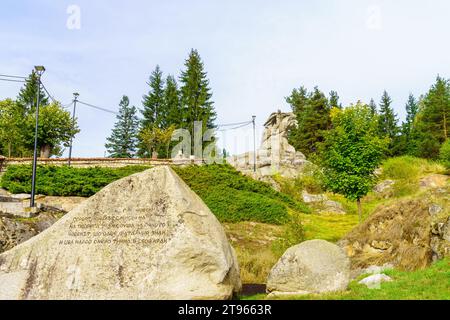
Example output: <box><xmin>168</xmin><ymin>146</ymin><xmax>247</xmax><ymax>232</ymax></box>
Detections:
<box><xmin>30</xmin><ymin>66</ymin><xmax>45</xmax><ymax>208</ymax></box>
<box><xmin>252</xmin><ymin>115</ymin><xmax>256</xmax><ymax>173</ymax></box>
<box><xmin>68</xmin><ymin>92</ymin><xmax>79</xmax><ymax>166</ymax></box>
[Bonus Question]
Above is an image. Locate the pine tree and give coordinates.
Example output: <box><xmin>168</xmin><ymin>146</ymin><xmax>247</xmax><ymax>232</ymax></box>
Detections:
<box><xmin>105</xmin><ymin>96</ymin><xmax>139</xmax><ymax>158</ymax></box>
<box><xmin>164</xmin><ymin>75</ymin><xmax>181</xmax><ymax>128</ymax></box>
<box><xmin>329</xmin><ymin>90</ymin><xmax>342</xmax><ymax>109</ymax></box>
<box><xmin>141</xmin><ymin>65</ymin><xmax>165</xmax><ymax>129</ymax></box>
<box><xmin>378</xmin><ymin>91</ymin><xmax>399</xmax><ymax>138</ymax></box>
<box><xmin>179</xmin><ymin>49</ymin><xmax>216</xmax><ymax>152</ymax></box>
<box><xmin>288</xmin><ymin>87</ymin><xmax>331</xmax><ymax>156</ymax></box>
<box><xmin>378</xmin><ymin>91</ymin><xmax>399</xmax><ymax>155</ymax></box>
<box><xmin>405</xmin><ymin>93</ymin><xmax>419</xmax><ymax>132</ymax></box>
<box><xmin>17</xmin><ymin>71</ymin><xmax>49</xmax><ymax>114</ymax></box>
<box><xmin>369</xmin><ymin>99</ymin><xmax>377</xmax><ymax>116</ymax></box>
<box><xmin>412</xmin><ymin>76</ymin><xmax>450</xmax><ymax>158</ymax></box>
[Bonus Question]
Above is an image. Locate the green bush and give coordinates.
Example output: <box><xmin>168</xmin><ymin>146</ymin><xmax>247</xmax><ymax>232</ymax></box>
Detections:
<box><xmin>173</xmin><ymin>164</ymin><xmax>310</xmax><ymax>225</ymax></box>
<box><xmin>1</xmin><ymin>165</ymin><xmax>150</xmax><ymax>197</ymax></box>
<box><xmin>440</xmin><ymin>140</ymin><xmax>450</xmax><ymax>168</ymax></box>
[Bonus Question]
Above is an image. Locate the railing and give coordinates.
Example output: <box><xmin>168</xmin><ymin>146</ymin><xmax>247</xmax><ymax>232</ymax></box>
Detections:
<box><xmin>0</xmin><ymin>157</ymin><xmax>203</xmax><ymax>172</ymax></box>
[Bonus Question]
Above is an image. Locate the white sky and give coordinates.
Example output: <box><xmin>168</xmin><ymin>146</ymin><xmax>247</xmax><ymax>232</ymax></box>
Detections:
<box><xmin>1</xmin><ymin>0</ymin><xmax>449</xmax><ymax>157</ymax></box>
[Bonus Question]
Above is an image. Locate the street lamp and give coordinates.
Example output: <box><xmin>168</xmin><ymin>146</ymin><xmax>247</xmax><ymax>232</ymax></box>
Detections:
<box><xmin>252</xmin><ymin>115</ymin><xmax>256</xmax><ymax>173</ymax></box>
<box><xmin>68</xmin><ymin>92</ymin><xmax>79</xmax><ymax>166</ymax></box>
<box><xmin>30</xmin><ymin>66</ymin><xmax>45</xmax><ymax>208</ymax></box>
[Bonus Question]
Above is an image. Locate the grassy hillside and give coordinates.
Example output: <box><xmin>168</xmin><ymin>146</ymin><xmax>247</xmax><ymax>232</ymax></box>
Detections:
<box><xmin>173</xmin><ymin>164</ymin><xmax>310</xmax><ymax>225</ymax></box>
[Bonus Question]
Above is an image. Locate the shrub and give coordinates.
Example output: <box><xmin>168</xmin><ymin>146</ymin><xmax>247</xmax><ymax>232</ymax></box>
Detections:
<box><xmin>1</xmin><ymin>165</ymin><xmax>150</xmax><ymax>197</ymax></box>
<box><xmin>173</xmin><ymin>164</ymin><xmax>310</xmax><ymax>224</ymax></box>
<box><xmin>439</xmin><ymin>140</ymin><xmax>450</xmax><ymax>168</ymax></box>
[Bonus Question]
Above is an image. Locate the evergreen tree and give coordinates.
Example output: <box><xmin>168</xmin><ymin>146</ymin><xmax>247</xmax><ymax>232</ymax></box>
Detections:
<box><xmin>412</xmin><ymin>76</ymin><xmax>450</xmax><ymax>158</ymax></box>
<box><xmin>378</xmin><ymin>91</ymin><xmax>399</xmax><ymax>155</ymax></box>
<box><xmin>179</xmin><ymin>49</ymin><xmax>216</xmax><ymax>152</ymax></box>
<box><xmin>141</xmin><ymin>65</ymin><xmax>165</xmax><ymax>129</ymax></box>
<box><xmin>329</xmin><ymin>90</ymin><xmax>342</xmax><ymax>109</ymax></box>
<box><xmin>404</xmin><ymin>93</ymin><xmax>419</xmax><ymax>133</ymax></box>
<box><xmin>105</xmin><ymin>96</ymin><xmax>139</xmax><ymax>158</ymax></box>
<box><xmin>16</xmin><ymin>71</ymin><xmax>49</xmax><ymax>114</ymax></box>
<box><xmin>287</xmin><ymin>86</ymin><xmax>331</xmax><ymax>157</ymax></box>
<box><xmin>164</xmin><ymin>75</ymin><xmax>181</xmax><ymax>127</ymax></box>
<box><xmin>286</xmin><ymin>86</ymin><xmax>309</xmax><ymax>150</ymax></box>
<box><xmin>369</xmin><ymin>99</ymin><xmax>377</xmax><ymax>116</ymax></box>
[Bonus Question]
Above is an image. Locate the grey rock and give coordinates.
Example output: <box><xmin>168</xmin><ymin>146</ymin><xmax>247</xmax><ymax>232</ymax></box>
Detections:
<box><xmin>429</xmin><ymin>204</ymin><xmax>443</xmax><ymax>216</ymax></box>
<box><xmin>358</xmin><ymin>273</ymin><xmax>392</xmax><ymax>289</ymax></box>
<box><xmin>0</xmin><ymin>166</ymin><xmax>241</xmax><ymax>300</ymax></box>
<box><xmin>373</xmin><ymin>180</ymin><xmax>395</xmax><ymax>194</ymax></box>
<box><xmin>267</xmin><ymin>240</ymin><xmax>350</xmax><ymax>295</ymax></box>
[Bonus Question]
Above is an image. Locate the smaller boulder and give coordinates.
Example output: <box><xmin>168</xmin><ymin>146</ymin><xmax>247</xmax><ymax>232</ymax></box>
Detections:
<box><xmin>267</xmin><ymin>240</ymin><xmax>350</xmax><ymax>296</ymax></box>
<box><xmin>358</xmin><ymin>273</ymin><xmax>392</xmax><ymax>289</ymax></box>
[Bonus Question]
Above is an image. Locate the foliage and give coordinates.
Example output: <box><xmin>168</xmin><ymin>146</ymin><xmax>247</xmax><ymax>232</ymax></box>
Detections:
<box><xmin>287</xmin><ymin>86</ymin><xmax>332</xmax><ymax>156</ymax></box>
<box><xmin>0</xmin><ymin>99</ymin><xmax>26</xmax><ymax>157</ymax></box>
<box><xmin>141</xmin><ymin>65</ymin><xmax>165</xmax><ymax>129</ymax></box>
<box><xmin>1</xmin><ymin>165</ymin><xmax>150</xmax><ymax>197</ymax></box>
<box><xmin>440</xmin><ymin>139</ymin><xmax>450</xmax><ymax>168</ymax></box>
<box><xmin>179</xmin><ymin>49</ymin><xmax>217</xmax><ymax>151</ymax></box>
<box><xmin>173</xmin><ymin>164</ymin><xmax>310</xmax><ymax>224</ymax></box>
<box><xmin>412</xmin><ymin>76</ymin><xmax>450</xmax><ymax>159</ymax></box>
<box><xmin>23</xmin><ymin>102</ymin><xmax>79</xmax><ymax>157</ymax></box>
<box><xmin>139</xmin><ymin>125</ymin><xmax>176</xmax><ymax>158</ymax></box>
<box><xmin>318</xmin><ymin>103</ymin><xmax>388</xmax><ymax>221</ymax></box>
<box><xmin>16</xmin><ymin>71</ymin><xmax>49</xmax><ymax>114</ymax></box>
<box><xmin>378</xmin><ymin>91</ymin><xmax>400</xmax><ymax>156</ymax></box>
<box><xmin>105</xmin><ymin>95</ymin><xmax>139</xmax><ymax>158</ymax></box>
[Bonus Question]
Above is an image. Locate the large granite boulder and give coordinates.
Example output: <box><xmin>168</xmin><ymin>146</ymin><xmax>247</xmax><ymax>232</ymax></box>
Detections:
<box><xmin>0</xmin><ymin>166</ymin><xmax>241</xmax><ymax>300</ymax></box>
<box><xmin>266</xmin><ymin>240</ymin><xmax>350</xmax><ymax>296</ymax></box>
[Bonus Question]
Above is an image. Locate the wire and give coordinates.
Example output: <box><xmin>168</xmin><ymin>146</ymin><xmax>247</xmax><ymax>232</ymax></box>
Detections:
<box><xmin>218</xmin><ymin>122</ymin><xmax>252</xmax><ymax>132</ymax></box>
<box><xmin>217</xmin><ymin>121</ymin><xmax>253</xmax><ymax>128</ymax></box>
<box><xmin>78</xmin><ymin>101</ymin><xmax>118</xmax><ymax>115</ymax></box>
<box><xmin>0</xmin><ymin>78</ymin><xmax>26</xmax><ymax>83</ymax></box>
<box><xmin>0</xmin><ymin>74</ymin><xmax>27</xmax><ymax>79</ymax></box>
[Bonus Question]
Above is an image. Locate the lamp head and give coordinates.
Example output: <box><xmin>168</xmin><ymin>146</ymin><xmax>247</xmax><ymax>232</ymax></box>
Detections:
<box><xmin>34</xmin><ymin>66</ymin><xmax>46</xmax><ymax>76</ymax></box>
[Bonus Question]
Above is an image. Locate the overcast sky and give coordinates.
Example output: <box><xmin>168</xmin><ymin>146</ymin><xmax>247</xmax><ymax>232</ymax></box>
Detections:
<box><xmin>1</xmin><ymin>0</ymin><xmax>449</xmax><ymax>157</ymax></box>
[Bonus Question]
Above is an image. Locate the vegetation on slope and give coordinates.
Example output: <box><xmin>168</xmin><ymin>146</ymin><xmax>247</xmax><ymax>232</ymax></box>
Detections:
<box><xmin>173</xmin><ymin>164</ymin><xmax>310</xmax><ymax>225</ymax></box>
<box><xmin>1</xmin><ymin>165</ymin><xmax>150</xmax><ymax>197</ymax></box>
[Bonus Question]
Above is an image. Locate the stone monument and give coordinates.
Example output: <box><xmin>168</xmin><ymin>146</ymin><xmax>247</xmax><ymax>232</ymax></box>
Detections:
<box><xmin>227</xmin><ymin>110</ymin><xmax>309</xmax><ymax>178</ymax></box>
<box><xmin>0</xmin><ymin>166</ymin><xmax>241</xmax><ymax>300</ymax></box>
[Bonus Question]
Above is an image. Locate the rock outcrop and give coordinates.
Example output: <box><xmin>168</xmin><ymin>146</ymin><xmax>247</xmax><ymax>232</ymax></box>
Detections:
<box><xmin>266</xmin><ymin>240</ymin><xmax>350</xmax><ymax>296</ymax></box>
<box><xmin>228</xmin><ymin>111</ymin><xmax>309</xmax><ymax>178</ymax></box>
<box><xmin>0</xmin><ymin>166</ymin><xmax>241</xmax><ymax>300</ymax></box>
<box><xmin>340</xmin><ymin>197</ymin><xmax>450</xmax><ymax>271</ymax></box>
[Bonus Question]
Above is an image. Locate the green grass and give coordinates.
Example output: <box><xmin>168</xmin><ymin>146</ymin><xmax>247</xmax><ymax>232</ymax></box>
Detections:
<box><xmin>241</xmin><ymin>258</ymin><xmax>450</xmax><ymax>300</ymax></box>
<box><xmin>173</xmin><ymin>164</ymin><xmax>310</xmax><ymax>225</ymax></box>
<box><xmin>1</xmin><ymin>165</ymin><xmax>150</xmax><ymax>197</ymax></box>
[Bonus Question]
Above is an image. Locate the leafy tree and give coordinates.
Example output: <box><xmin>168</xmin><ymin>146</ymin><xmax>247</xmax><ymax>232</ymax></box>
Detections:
<box><xmin>139</xmin><ymin>125</ymin><xmax>175</xmax><ymax>159</ymax></box>
<box><xmin>0</xmin><ymin>99</ymin><xmax>26</xmax><ymax>157</ymax></box>
<box><xmin>16</xmin><ymin>71</ymin><xmax>49</xmax><ymax>114</ymax></box>
<box><xmin>412</xmin><ymin>76</ymin><xmax>450</xmax><ymax>158</ymax></box>
<box><xmin>287</xmin><ymin>86</ymin><xmax>331</xmax><ymax>156</ymax></box>
<box><xmin>179</xmin><ymin>49</ymin><xmax>216</xmax><ymax>152</ymax></box>
<box><xmin>318</xmin><ymin>103</ymin><xmax>388</xmax><ymax>222</ymax></box>
<box><xmin>23</xmin><ymin>103</ymin><xmax>79</xmax><ymax>158</ymax></box>
<box><xmin>105</xmin><ymin>96</ymin><xmax>139</xmax><ymax>158</ymax></box>
<box><xmin>141</xmin><ymin>65</ymin><xmax>165</xmax><ymax>129</ymax></box>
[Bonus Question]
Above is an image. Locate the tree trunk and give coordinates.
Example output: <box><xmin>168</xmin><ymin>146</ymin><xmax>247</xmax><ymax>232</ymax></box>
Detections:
<box><xmin>40</xmin><ymin>144</ymin><xmax>52</xmax><ymax>158</ymax></box>
<box><xmin>357</xmin><ymin>198</ymin><xmax>362</xmax><ymax>224</ymax></box>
